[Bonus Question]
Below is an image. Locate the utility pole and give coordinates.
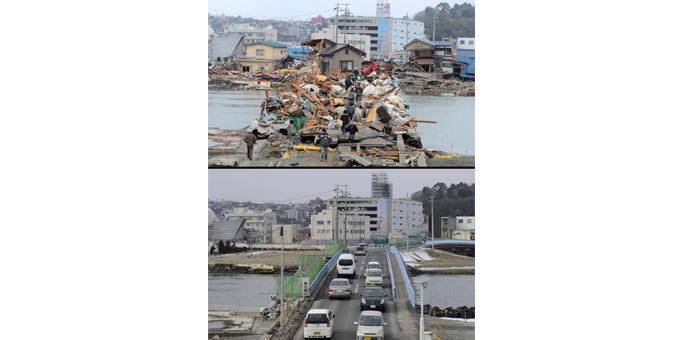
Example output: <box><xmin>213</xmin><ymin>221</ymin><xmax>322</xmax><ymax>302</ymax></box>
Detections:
<box><xmin>432</xmin><ymin>9</ymin><xmax>437</xmax><ymax>41</ymax></box>
<box><xmin>406</xmin><ymin>192</ymin><xmax>410</xmax><ymax>251</ymax></box>
<box><xmin>334</xmin><ymin>4</ymin><xmax>340</xmax><ymax>43</ymax></box>
<box><xmin>334</xmin><ymin>185</ymin><xmax>340</xmax><ymax>242</ymax></box>
<box><xmin>430</xmin><ymin>196</ymin><xmax>435</xmax><ymax>250</ymax></box>
<box><xmin>279</xmin><ymin>225</ymin><xmax>284</xmax><ymax>333</ymax></box>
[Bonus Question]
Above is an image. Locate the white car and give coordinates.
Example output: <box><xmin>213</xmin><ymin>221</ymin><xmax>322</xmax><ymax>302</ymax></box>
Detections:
<box><xmin>337</xmin><ymin>253</ymin><xmax>356</xmax><ymax>279</ymax></box>
<box><xmin>354</xmin><ymin>310</ymin><xmax>386</xmax><ymax>340</ymax></box>
<box><xmin>365</xmin><ymin>268</ymin><xmax>384</xmax><ymax>286</ymax></box>
<box><xmin>304</xmin><ymin>309</ymin><xmax>335</xmax><ymax>339</ymax></box>
<box><xmin>366</xmin><ymin>261</ymin><xmax>382</xmax><ymax>272</ymax></box>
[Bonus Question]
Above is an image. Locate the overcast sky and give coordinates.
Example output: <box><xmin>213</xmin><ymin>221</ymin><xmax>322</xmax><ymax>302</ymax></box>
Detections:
<box><xmin>208</xmin><ymin>0</ymin><xmax>474</xmax><ymax>20</ymax></box>
<box><xmin>209</xmin><ymin>169</ymin><xmax>474</xmax><ymax>202</ymax></box>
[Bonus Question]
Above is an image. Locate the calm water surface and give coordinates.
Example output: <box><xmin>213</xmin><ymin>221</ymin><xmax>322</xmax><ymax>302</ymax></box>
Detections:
<box><xmin>412</xmin><ymin>274</ymin><xmax>475</xmax><ymax>307</ymax></box>
<box><xmin>208</xmin><ymin>274</ymin><xmax>276</xmax><ymax>310</ymax></box>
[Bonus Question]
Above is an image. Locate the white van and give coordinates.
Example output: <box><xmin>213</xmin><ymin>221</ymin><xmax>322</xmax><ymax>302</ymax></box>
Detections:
<box><xmin>336</xmin><ymin>253</ymin><xmax>356</xmax><ymax>279</ymax></box>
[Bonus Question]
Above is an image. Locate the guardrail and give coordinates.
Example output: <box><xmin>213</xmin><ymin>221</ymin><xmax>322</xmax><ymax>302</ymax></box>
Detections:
<box><xmin>310</xmin><ymin>249</ymin><xmax>344</xmax><ymax>294</ymax></box>
<box><xmin>384</xmin><ymin>248</ymin><xmax>397</xmax><ymax>299</ymax></box>
<box><xmin>389</xmin><ymin>246</ymin><xmax>416</xmax><ymax>309</ymax></box>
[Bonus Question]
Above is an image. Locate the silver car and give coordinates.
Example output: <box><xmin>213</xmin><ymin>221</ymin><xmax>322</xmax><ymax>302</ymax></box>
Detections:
<box><xmin>354</xmin><ymin>310</ymin><xmax>386</xmax><ymax>340</ymax></box>
<box><xmin>328</xmin><ymin>278</ymin><xmax>352</xmax><ymax>299</ymax></box>
<box><xmin>365</xmin><ymin>268</ymin><xmax>384</xmax><ymax>287</ymax></box>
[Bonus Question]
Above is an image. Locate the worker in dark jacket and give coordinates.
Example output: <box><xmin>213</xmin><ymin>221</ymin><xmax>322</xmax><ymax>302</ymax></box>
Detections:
<box><xmin>344</xmin><ymin>75</ymin><xmax>353</xmax><ymax>90</ymax></box>
<box><xmin>341</xmin><ymin>111</ymin><xmax>351</xmax><ymax>135</ymax></box>
<box><xmin>244</xmin><ymin>131</ymin><xmax>257</xmax><ymax>161</ymax></box>
<box><xmin>345</xmin><ymin>102</ymin><xmax>355</xmax><ymax>122</ymax></box>
<box><xmin>318</xmin><ymin>130</ymin><xmax>331</xmax><ymax>161</ymax></box>
<box><xmin>347</xmin><ymin>121</ymin><xmax>359</xmax><ymax>142</ymax></box>
<box><xmin>354</xmin><ymin>84</ymin><xmax>363</xmax><ymax>103</ymax></box>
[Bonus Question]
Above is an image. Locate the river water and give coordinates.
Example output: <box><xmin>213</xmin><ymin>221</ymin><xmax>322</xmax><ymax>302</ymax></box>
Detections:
<box><xmin>208</xmin><ymin>89</ymin><xmax>474</xmax><ymax>155</ymax></box>
<box><xmin>411</xmin><ymin>274</ymin><xmax>475</xmax><ymax>308</ymax></box>
<box><xmin>209</xmin><ymin>274</ymin><xmax>276</xmax><ymax>310</ymax></box>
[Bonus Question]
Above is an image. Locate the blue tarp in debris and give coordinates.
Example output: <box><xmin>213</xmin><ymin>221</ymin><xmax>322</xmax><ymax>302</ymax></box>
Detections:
<box><xmin>287</xmin><ymin>46</ymin><xmax>313</xmax><ymax>60</ymax></box>
<box><xmin>456</xmin><ymin>49</ymin><xmax>475</xmax><ymax>79</ymax></box>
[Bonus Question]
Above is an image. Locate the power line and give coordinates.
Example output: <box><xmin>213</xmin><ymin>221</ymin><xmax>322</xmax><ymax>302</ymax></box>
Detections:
<box><xmin>261</xmin><ymin>8</ymin><xmax>335</xmax><ymax>21</ymax></box>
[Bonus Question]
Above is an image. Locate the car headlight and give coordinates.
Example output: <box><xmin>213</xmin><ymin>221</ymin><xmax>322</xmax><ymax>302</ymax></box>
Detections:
<box><xmin>380</xmin><ymin>299</ymin><xmax>385</xmax><ymax>304</ymax></box>
<box><xmin>361</xmin><ymin>298</ymin><xmax>366</xmax><ymax>303</ymax></box>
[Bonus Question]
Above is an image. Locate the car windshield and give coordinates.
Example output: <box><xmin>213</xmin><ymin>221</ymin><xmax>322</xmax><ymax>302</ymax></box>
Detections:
<box><xmin>359</xmin><ymin>315</ymin><xmax>383</xmax><ymax>326</ymax></box>
<box><xmin>331</xmin><ymin>280</ymin><xmax>348</xmax><ymax>287</ymax></box>
<box><xmin>338</xmin><ymin>259</ymin><xmax>353</xmax><ymax>266</ymax></box>
<box><xmin>357</xmin><ymin>246</ymin><xmax>365</xmax><ymax>250</ymax></box>
<box><xmin>363</xmin><ymin>288</ymin><xmax>384</xmax><ymax>297</ymax></box>
<box><xmin>307</xmin><ymin>313</ymin><xmax>329</xmax><ymax>324</ymax></box>
<box><xmin>367</xmin><ymin>269</ymin><xmax>382</xmax><ymax>276</ymax></box>
<box><xmin>368</xmin><ymin>263</ymin><xmax>380</xmax><ymax>269</ymax></box>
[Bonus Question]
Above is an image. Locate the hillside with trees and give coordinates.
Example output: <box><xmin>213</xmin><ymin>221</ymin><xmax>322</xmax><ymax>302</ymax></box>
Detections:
<box><xmin>411</xmin><ymin>182</ymin><xmax>475</xmax><ymax>234</ymax></box>
<box><xmin>414</xmin><ymin>2</ymin><xmax>475</xmax><ymax>39</ymax></box>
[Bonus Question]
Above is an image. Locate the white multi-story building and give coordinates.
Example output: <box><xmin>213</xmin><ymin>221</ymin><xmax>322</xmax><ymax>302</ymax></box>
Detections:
<box><xmin>310</xmin><ymin>197</ymin><xmax>423</xmax><ymax>241</ymax></box>
<box><xmin>223</xmin><ymin>207</ymin><xmax>277</xmax><ymax>243</ymax></box>
<box><xmin>310</xmin><ymin>209</ymin><xmax>334</xmax><ymax>241</ymax></box>
<box><xmin>390</xmin><ymin>199</ymin><xmax>424</xmax><ymax>237</ymax></box>
<box><xmin>333</xmin><ymin>15</ymin><xmax>424</xmax><ymax>60</ymax></box>
<box><xmin>224</xmin><ymin>23</ymin><xmax>278</xmax><ymax>44</ymax></box>
<box><xmin>455</xmin><ymin>216</ymin><xmax>475</xmax><ymax>230</ymax></box>
<box><xmin>311</xmin><ymin>25</ymin><xmax>372</xmax><ymax>60</ymax></box>
<box><xmin>389</xmin><ymin>18</ymin><xmax>425</xmax><ymax>58</ymax></box>
<box><xmin>457</xmin><ymin>37</ymin><xmax>475</xmax><ymax>50</ymax></box>
<box><xmin>310</xmin><ymin>208</ymin><xmax>374</xmax><ymax>242</ymax></box>
<box><xmin>440</xmin><ymin>215</ymin><xmax>475</xmax><ymax>240</ymax></box>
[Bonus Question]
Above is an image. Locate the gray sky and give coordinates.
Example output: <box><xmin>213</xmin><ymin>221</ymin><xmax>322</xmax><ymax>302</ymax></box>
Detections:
<box><xmin>209</xmin><ymin>169</ymin><xmax>474</xmax><ymax>202</ymax></box>
<box><xmin>208</xmin><ymin>0</ymin><xmax>474</xmax><ymax>20</ymax></box>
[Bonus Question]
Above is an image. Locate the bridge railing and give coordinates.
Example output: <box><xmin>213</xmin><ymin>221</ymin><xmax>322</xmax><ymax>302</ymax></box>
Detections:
<box><xmin>384</xmin><ymin>248</ymin><xmax>397</xmax><ymax>300</ymax></box>
<box><xmin>389</xmin><ymin>245</ymin><xmax>416</xmax><ymax>309</ymax></box>
<box><xmin>310</xmin><ymin>249</ymin><xmax>344</xmax><ymax>294</ymax></box>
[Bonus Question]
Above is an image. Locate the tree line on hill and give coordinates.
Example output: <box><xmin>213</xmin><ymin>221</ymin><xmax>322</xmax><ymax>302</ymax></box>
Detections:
<box><xmin>411</xmin><ymin>182</ymin><xmax>475</xmax><ymax>235</ymax></box>
<box><xmin>414</xmin><ymin>2</ymin><xmax>475</xmax><ymax>39</ymax></box>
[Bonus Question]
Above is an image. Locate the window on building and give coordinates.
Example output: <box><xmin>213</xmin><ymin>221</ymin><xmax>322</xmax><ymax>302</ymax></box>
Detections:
<box><xmin>460</xmin><ymin>41</ymin><xmax>465</xmax><ymax>45</ymax></box>
<box><xmin>340</xmin><ymin>60</ymin><xmax>353</xmax><ymax>71</ymax></box>
<box><xmin>344</xmin><ymin>48</ymin><xmax>349</xmax><ymax>55</ymax></box>
<box><xmin>256</xmin><ymin>49</ymin><xmax>264</xmax><ymax>56</ymax></box>
<box><xmin>467</xmin><ymin>219</ymin><xmax>473</xmax><ymax>223</ymax></box>
<box><xmin>469</xmin><ymin>40</ymin><xmax>474</xmax><ymax>45</ymax></box>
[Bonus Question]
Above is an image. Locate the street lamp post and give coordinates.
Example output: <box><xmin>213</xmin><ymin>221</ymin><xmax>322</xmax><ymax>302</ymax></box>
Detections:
<box><xmin>279</xmin><ymin>225</ymin><xmax>284</xmax><ymax>334</ymax></box>
<box><xmin>420</xmin><ymin>281</ymin><xmax>428</xmax><ymax>340</ymax></box>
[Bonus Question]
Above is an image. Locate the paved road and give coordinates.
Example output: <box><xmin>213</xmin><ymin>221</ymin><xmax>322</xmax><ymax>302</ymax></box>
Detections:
<box><xmin>292</xmin><ymin>247</ymin><xmax>419</xmax><ymax>340</ymax></box>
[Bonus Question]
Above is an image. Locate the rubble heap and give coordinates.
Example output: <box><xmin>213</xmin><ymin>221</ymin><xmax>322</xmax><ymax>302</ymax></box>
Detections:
<box><xmin>209</xmin><ymin>64</ymin><xmax>289</xmax><ymax>90</ymax></box>
<box><xmin>209</xmin><ymin>71</ymin><xmax>468</xmax><ymax>167</ymax></box>
<box><xmin>393</xmin><ymin>70</ymin><xmax>475</xmax><ymax>96</ymax></box>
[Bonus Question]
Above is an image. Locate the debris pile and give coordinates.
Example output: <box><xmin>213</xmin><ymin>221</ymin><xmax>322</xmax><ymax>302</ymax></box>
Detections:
<box><xmin>423</xmin><ymin>304</ymin><xmax>475</xmax><ymax>319</ymax></box>
<box><xmin>209</xmin><ymin>65</ymin><xmax>291</xmax><ymax>90</ymax></box>
<box><xmin>209</xmin><ymin>70</ymin><xmax>462</xmax><ymax>167</ymax></box>
<box><xmin>392</xmin><ymin>70</ymin><xmax>475</xmax><ymax>96</ymax></box>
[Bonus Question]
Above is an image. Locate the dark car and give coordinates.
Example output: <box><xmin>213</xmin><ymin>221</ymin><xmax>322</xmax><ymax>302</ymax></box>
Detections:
<box><xmin>360</xmin><ymin>287</ymin><xmax>387</xmax><ymax>312</ymax></box>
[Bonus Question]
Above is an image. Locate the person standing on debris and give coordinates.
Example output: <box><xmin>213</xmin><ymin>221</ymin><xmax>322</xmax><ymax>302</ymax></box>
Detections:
<box><xmin>344</xmin><ymin>75</ymin><xmax>353</xmax><ymax>90</ymax></box>
<box><xmin>244</xmin><ymin>131</ymin><xmax>257</xmax><ymax>161</ymax></box>
<box><xmin>355</xmin><ymin>84</ymin><xmax>363</xmax><ymax>103</ymax></box>
<box><xmin>341</xmin><ymin>110</ymin><xmax>351</xmax><ymax>135</ymax></box>
<box><xmin>347</xmin><ymin>121</ymin><xmax>359</xmax><ymax>142</ymax></box>
<box><xmin>318</xmin><ymin>130</ymin><xmax>331</xmax><ymax>161</ymax></box>
<box><xmin>345</xmin><ymin>102</ymin><xmax>356</xmax><ymax>122</ymax></box>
